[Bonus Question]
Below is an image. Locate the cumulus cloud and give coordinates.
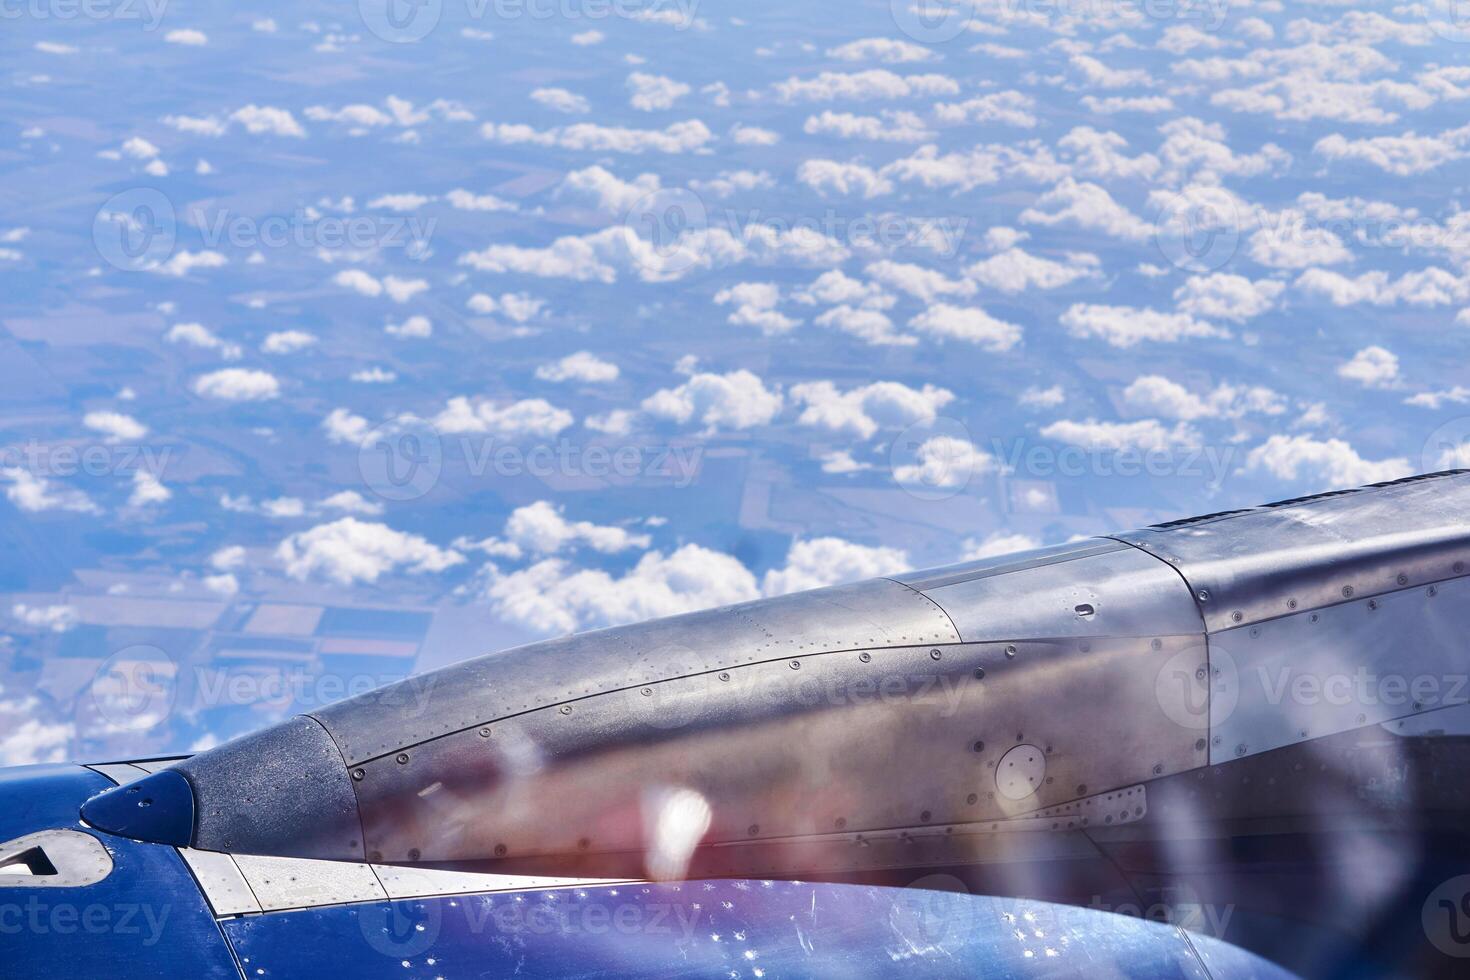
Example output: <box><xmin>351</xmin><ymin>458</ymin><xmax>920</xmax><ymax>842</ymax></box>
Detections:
<box><xmin>1337</xmin><ymin>346</ymin><xmax>1400</xmax><ymax>388</ymax></box>
<box><xmin>774</xmin><ymin>70</ymin><xmax>958</xmax><ymax>103</ymax></box>
<box><xmin>713</xmin><ymin>282</ymin><xmax>800</xmax><ymax>335</ymax></box>
<box><xmin>432</xmin><ymin>397</ymin><xmax>574</xmax><ymax>438</ymax></box>
<box><xmin>535</xmin><ymin>351</ymin><xmax>619</xmax><ymax>383</ymax></box>
<box><xmin>1</xmin><ymin>469</ymin><xmax>100</xmax><ymax>514</ymax></box>
<box><xmin>1040</xmin><ymin>418</ymin><xmax>1202</xmax><ymax>452</ymax></box>
<box><xmin>1173</xmin><ymin>274</ymin><xmax>1285</xmax><ymax>321</ymax></box>
<box><xmin>278</xmin><ymin>518</ymin><xmax>464</xmax><ymax>584</ymax></box>
<box><xmin>627</xmin><ymin>72</ymin><xmax>691</xmax><ymax>111</ymax></box>
<box><xmin>128</xmin><ymin>469</ymin><xmax>170</xmax><ymax>507</ymax></box>
<box><xmin>1246</xmin><ymin>435</ymin><xmax>1411</xmax><ymax>488</ymax></box>
<box><xmin>762</xmin><ymin>538</ymin><xmax>909</xmax><ymax>595</ymax></box>
<box><xmin>483</xmin><ymin>119</ymin><xmax>713</xmax><ymax>154</ymax></box>
<box><xmin>826</xmin><ymin>38</ymin><xmax>935</xmax><ymax>63</ymax></box>
<box><xmin>1061</xmin><ymin>304</ymin><xmax>1228</xmax><ymax>348</ymax></box>
<box><xmin>642</xmin><ymin>370</ymin><xmax>783</xmax><ymax>433</ymax></box>
<box><xmin>166</xmin><ymin>322</ymin><xmax>241</xmax><ymax>359</ymax></box>
<box><xmin>83</xmin><ymin>411</ymin><xmax>147</xmax><ymax>443</ymax></box>
<box><xmin>965</xmin><ymin>248</ymin><xmax>1100</xmax><ymax>293</ymax></box>
<box><xmin>892</xmin><ymin>435</ymin><xmax>995</xmax><ymax>488</ymax></box>
<box><xmin>332</xmin><ymin>269</ymin><xmax>429</xmax><ymax>303</ymax></box>
<box><xmin>191</xmin><ymin>369</ymin><xmax>280</xmax><ymax>401</ymax></box>
<box><xmin>1122</xmin><ymin>375</ymin><xmax>1285</xmax><ymax>420</ymax></box>
<box><xmin>961</xmin><ymin>532</ymin><xmax>1041</xmax><ymax>561</ymax></box>
<box><xmin>790</xmin><ymin>380</ymin><xmax>954</xmax><ymax>439</ymax></box>
<box><xmin>261</xmin><ymin>330</ymin><xmax>317</xmax><ymax>354</ymax></box>
<box><xmin>908</xmin><ymin>304</ymin><xmax>1022</xmax><ymax>351</ymax></box>
<box><xmin>532</xmin><ymin>87</ymin><xmax>590</xmax><ymax>114</ymax></box>
<box><xmin>465</xmin><ymin>500</ymin><xmax>650</xmax><ymax>560</ymax></box>
<box><xmin>484</xmin><ymin>544</ymin><xmax>759</xmax><ymax>633</ymax></box>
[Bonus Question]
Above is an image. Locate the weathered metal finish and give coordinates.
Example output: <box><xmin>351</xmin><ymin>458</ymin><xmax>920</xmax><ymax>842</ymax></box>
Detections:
<box><xmin>312</xmin><ymin>577</ymin><xmax>961</xmax><ymax>766</ymax></box>
<box><xmin>1210</xmin><ymin>574</ymin><xmax>1470</xmax><ymax>763</ymax></box>
<box><xmin>0</xmin><ymin>830</ymin><xmax>114</xmax><ymax>888</ymax></box>
<box><xmin>76</xmin><ymin>470</ymin><xmax>1470</xmax><ymax>902</ymax></box>
<box><xmin>904</xmin><ymin>542</ymin><xmax>1204</xmax><ymax>642</ymax></box>
<box><xmin>1113</xmin><ymin>470</ymin><xmax>1470</xmax><ymax>632</ymax></box>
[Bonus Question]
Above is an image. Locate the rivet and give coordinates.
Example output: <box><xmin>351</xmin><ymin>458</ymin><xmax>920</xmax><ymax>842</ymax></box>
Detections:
<box><xmin>719</xmin><ymin>672</ymin><xmax>731</xmax><ymax>681</ymax></box>
<box><xmin>1397</xmin><ymin>573</ymin><xmax>1409</xmax><ymax>586</ymax></box>
<box><xmin>1194</xmin><ymin>738</ymin><xmax>1207</xmax><ymax>752</ymax></box>
<box><xmin>972</xmin><ymin>740</ymin><xmax>985</xmax><ymax>753</ymax></box>
<box><xmin>789</xmin><ymin>660</ymin><xmax>802</xmax><ymax>670</ymax></box>
<box><xmin>1235</xmin><ymin>744</ymin><xmax>1248</xmax><ymax>757</ymax></box>
<box><xmin>1004</xmin><ymin>645</ymin><xmax>1017</xmax><ymax>658</ymax></box>
<box><xmin>1342</xmin><ymin>586</ymin><xmax>1354</xmax><ymax>598</ymax></box>
<box><xmin>930</xmin><ymin>649</ymin><xmax>942</xmax><ymax>661</ymax></box>
<box><xmin>966</xmin><ymin>793</ymin><xmax>978</xmax><ymax>805</ymax></box>
<box><xmin>494</xmin><ymin>844</ymin><xmax>508</xmax><ymax>857</ymax></box>
<box><xmin>859</xmin><ymin>652</ymin><xmax>871</xmax><ymax>663</ymax></box>
<box><xmin>369</xmin><ymin>850</ymin><xmax>382</xmax><ymax>862</ymax></box>
<box><xmin>1231</xmin><ymin>611</ymin><xmax>1243</xmax><ymax>623</ymax></box>
<box><xmin>1197</xmin><ymin>590</ymin><xmax>1210</xmax><ymax>602</ymax></box>
<box><xmin>1310</xmin><ymin>613</ymin><xmax>1319</xmax><ymax>623</ymax></box>
<box><xmin>1150</xmin><ymin>639</ymin><xmax>1162</xmax><ymax>651</ymax></box>
<box><xmin>479</xmin><ymin>727</ymin><xmax>491</xmax><ymax>738</ymax></box>
<box><xmin>1287</xmin><ymin>598</ymin><xmax>1298</xmax><ymax>610</ymax></box>
<box><xmin>1249</xmin><ymin>627</ymin><xmax>1260</xmax><ymax>638</ymax></box>
<box><xmin>920</xmin><ymin>810</ymin><xmax>932</xmax><ymax>823</ymax></box>
<box><xmin>395</xmin><ymin>753</ymin><xmax>409</xmax><ymax>765</ymax></box>
<box><xmin>352</xmin><ymin>769</ymin><xmax>365</xmax><ymax>781</ymax></box>
<box><xmin>1152</xmin><ymin>763</ymin><xmax>1164</xmax><ymax>775</ymax></box>
<box><xmin>641</xmin><ymin>688</ymin><xmax>653</xmax><ymax>696</ymax></box>
<box><xmin>1428</xmin><ymin>586</ymin><xmax>1438</xmax><ymax>598</ymax></box>
<box><xmin>747</xmin><ymin>824</ymin><xmax>759</xmax><ymax>836</ymax></box>
<box><xmin>578</xmin><ymin>837</ymin><xmax>591</xmax><ymax>850</ymax></box>
<box><xmin>1457</xmin><ymin>562</ymin><xmax>1466</xmax><ymax>574</ymax></box>
<box><xmin>973</xmin><ymin>666</ymin><xmax>985</xmax><ymax>680</ymax></box>
<box><xmin>834</xmin><ymin>817</ymin><xmax>847</xmax><ymax>829</ymax></box>
<box><xmin>407</xmin><ymin>848</ymin><xmax>420</xmax><ymax>861</ymax></box>
<box><xmin>1076</xmin><ymin>784</ymin><xmax>1087</xmax><ymax>795</ymax></box>
<box><xmin>560</xmin><ymin>705</ymin><xmax>573</xmax><ymax>715</ymax></box>
<box><xmin>1367</xmin><ymin>599</ymin><xmax>1378</xmax><ymax>611</ymax></box>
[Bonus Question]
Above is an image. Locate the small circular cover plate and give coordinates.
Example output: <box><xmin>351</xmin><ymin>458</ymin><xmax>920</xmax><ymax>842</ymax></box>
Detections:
<box><xmin>996</xmin><ymin>743</ymin><xmax>1046</xmax><ymax>801</ymax></box>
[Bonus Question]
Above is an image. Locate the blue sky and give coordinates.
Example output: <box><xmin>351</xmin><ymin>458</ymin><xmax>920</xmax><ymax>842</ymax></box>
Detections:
<box><xmin>3</xmin><ymin>0</ymin><xmax>1470</xmax><ymax>762</ymax></box>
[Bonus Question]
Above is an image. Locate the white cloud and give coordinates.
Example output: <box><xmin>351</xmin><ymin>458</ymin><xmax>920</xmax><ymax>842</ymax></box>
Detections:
<box><xmin>261</xmin><ymin>330</ymin><xmax>317</xmax><ymax>354</ymax></box>
<box><xmin>864</xmin><ymin>260</ymin><xmax>975</xmax><ymax>303</ymax></box>
<box><xmin>333</xmin><ymin>269</ymin><xmax>429</xmax><ymax>302</ymax></box>
<box><xmin>1314</xmin><ymin>127</ymin><xmax>1470</xmax><ymax>176</ymax></box>
<box><xmin>1173</xmin><ymin>274</ymin><xmax>1285</xmax><ymax>321</ymax></box>
<box><xmin>484</xmin><ymin>544</ymin><xmax>758</xmax><ymax>633</ymax></box>
<box><xmin>1295</xmin><ymin>268</ymin><xmax>1470</xmax><ymax>308</ymax></box>
<box><xmin>1040</xmin><ymin>418</ymin><xmax>1202</xmax><ymax>452</ymax></box>
<box><xmin>322</xmin><ymin>490</ymin><xmax>385</xmax><ymax>516</ymax></box>
<box><xmin>230</xmin><ymin>105</ymin><xmax>306</xmax><ymax>138</ymax></box>
<box><xmin>210</xmin><ymin>545</ymin><xmax>246</xmax><ymax>571</ymax></box>
<box><xmin>796</xmin><ymin>160</ymin><xmax>894</xmax><ymax>199</ymax></box>
<box><xmin>11</xmin><ymin>603</ymin><xmax>77</xmax><ymax>632</ymax></box>
<box><xmin>322</xmin><ymin>408</ymin><xmax>371</xmax><ymax>445</ymax></box>
<box><xmin>1337</xmin><ymin>346</ymin><xmax>1400</xmax><ymax>388</ymax></box>
<box><xmin>1070</xmin><ymin>54</ymin><xmax>1151</xmax><ymax>88</ymax></box>
<box><xmin>961</xmin><ymin>532</ymin><xmax>1041</xmax><ymax>561</ymax></box>
<box><xmin>892</xmin><ymin>436</ymin><xmax>994</xmax><ymax>487</ymax></box>
<box><xmin>774</xmin><ymin>70</ymin><xmax>958</xmax><ymax>102</ymax></box>
<box><xmin>1061</xmin><ymin>304</ymin><xmax>1228</xmax><ymax>348</ymax></box>
<box><xmin>713</xmin><ymin>282</ymin><xmax>800</xmax><ymax>336</ymax></box>
<box><xmin>467</xmin><ymin>292</ymin><xmax>547</xmax><ymax>321</ymax></box>
<box><xmin>1246</xmin><ymin>435</ymin><xmax>1411</xmax><ymax>487</ymax></box>
<box><xmin>164</xmin><ymin>28</ymin><xmax>208</xmax><ymax>45</ymax></box>
<box><xmin>571</xmin><ymin>29</ymin><xmax>604</xmax><ymax>45</ymax></box>
<box><xmin>790</xmin><ymin>380</ymin><xmax>953</xmax><ymax>439</ymax></box>
<box><xmin>483</xmin><ymin>119</ymin><xmax>713</xmax><ymax>154</ymax></box>
<box><xmin>535</xmin><ymin>351</ymin><xmax>620</xmax><ymax>383</ymax></box>
<box><xmin>763</xmin><ymin>538</ymin><xmax>909</xmax><ymax>596</ymax></box>
<box><xmin>1019</xmin><ymin>385</ymin><xmax>1065</xmax><ymax>409</ymax></box>
<box><xmin>83</xmin><ymin>411</ymin><xmax>147</xmax><ymax>443</ymax></box>
<box><xmin>157</xmin><ymin>250</ymin><xmax>227</xmax><ymax>278</ymax></box>
<box><xmin>1</xmin><ymin>469</ymin><xmax>100</xmax><ymax>514</ymax></box>
<box><xmin>1020</xmin><ymin>179</ymin><xmax>1152</xmax><ymax>242</ymax></box>
<box><xmin>933</xmin><ymin>91</ymin><xmax>1036</xmax><ymax>127</ymax></box>
<box><xmin>445</xmin><ymin>188</ymin><xmax>517</xmax><ymax>212</ymax></box>
<box><xmin>191</xmin><ymin>369</ymin><xmax>281</xmax><ymax>401</ymax></box>
<box><xmin>794</xmin><ymin>270</ymin><xmax>894</xmax><ymax>309</ymax></box>
<box><xmin>557</xmin><ymin>165</ymin><xmax>660</xmax><ymax>213</ymax></box>
<box><xmin>386</xmin><ymin>315</ymin><xmax>433</xmax><ymax>339</ymax></box>
<box><xmin>278</xmin><ymin>518</ymin><xmax>464</xmax><ymax>584</ymax></box>
<box><xmin>128</xmin><ymin>469</ymin><xmax>170</xmax><ymax>507</ymax></box>
<box><xmin>730</xmin><ymin>124</ymin><xmax>780</xmax><ymax>146</ymax></box>
<box><xmin>167</xmin><ymin>322</ymin><xmax>241</xmax><ymax>359</ymax></box>
<box><xmin>812</xmin><ymin>305</ymin><xmax>913</xmax><ymax>346</ymax></box>
<box><xmin>627</xmin><ymin>72</ymin><xmax>691</xmax><ymax>111</ymax></box>
<box><xmin>908</xmin><ymin>303</ymin><xmax>1022</xmax><ymax>351</ymax></box>
<box><xmin>803</xmin><ymin>110</ymin><xmax>934</xmax><ymax>143</ymax></box>
<box><xmin>432</xmin><ymin>397</ymin><xmax>574</xmax><ymax>437</ymax></box>
<box><xmin>532</xmin><ymin>87</ymin><xmax>590</xmax><ymax>114</ymax></box>
<box><xmin>1122</xmin><ymin>375</ymin><xmax>1285</xmax><ymax>420</ymax></box>
<box><xmin>965</xmin><ymin>248</ymin><xmax>1100</xmax><ymax>293</ymax></box>
<box><xmin>468</xmin><ymin>500</ymin><xmax>650</xmax><ymax>560</ymax></box>
<box><xmin>642</xmin><ymin>370</ymin><xmax>783</xmax><ymax>432</ymax></box>
<box><xmin>826</xmin><ymin>38</ymin><xmax>935</xmax><ymax>63</ymax></box>
<box><xmin>367</xmin><ymin>193</ymin><xmax>434</xmax><ymax>212</ymax></box>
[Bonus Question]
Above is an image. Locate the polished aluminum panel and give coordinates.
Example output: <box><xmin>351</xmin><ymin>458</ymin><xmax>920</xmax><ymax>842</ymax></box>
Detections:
<box><xmin>912</xmin><ymin>543</ymin><xmax>1203</xmax><ymax>642</ymax></box>
<box><xmin>1211</xmin><ymin>575</ymin><xmax>1470</xmax><ymax>763</ymax></box>
<box><xmin>1115</xmin><ymin>470</ymin><xmax>1470</xmax><ymax>632</ymax></box>
<box><xmin>0</xmin><ymin>830</ymin><xmax>113</xmax><ymax>888</ymax></box>
<box><xmin>313</xmin><ymin>577</ymin><xmax>959</xmax><ymax>766</ymax></box>
<box><xmin>179</xmin><ymin>848</ymin><xmax>261</xmax><ymax>916</ymax></box>
<box><xmin>349</xmin><ymin>637</ymin><xmax>1198</xmax><ymax>865</ymax></box>
<box><xmin>232</xmin><ymin>852</ymin><xmax>387</xmax><ymax>912</ymax></box>
<box><xmin>893</xmin><ymin>538</ymin><xmax>1129</xmax><ymax>592</ymax></box>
